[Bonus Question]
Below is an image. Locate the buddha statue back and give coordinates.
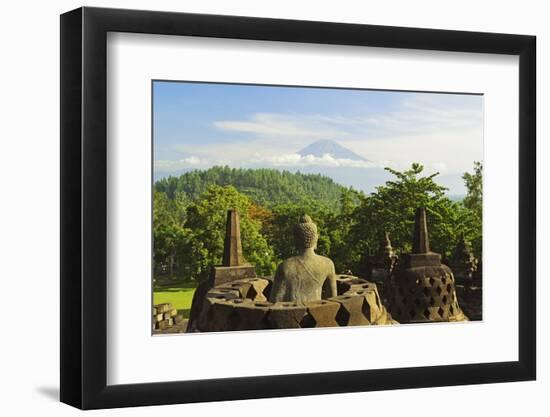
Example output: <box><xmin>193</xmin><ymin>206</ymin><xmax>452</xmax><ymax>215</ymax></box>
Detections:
<box><xmin>269</xmin><ymin>215</ymin><xmax>337</xmax><ymax>303</ymax></box>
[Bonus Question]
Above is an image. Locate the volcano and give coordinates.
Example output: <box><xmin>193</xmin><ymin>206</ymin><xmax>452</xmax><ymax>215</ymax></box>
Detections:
<box><xmin>298</xmin><ymin>139</ymin><xmax>367</xmax><ymax>161</ymax></box>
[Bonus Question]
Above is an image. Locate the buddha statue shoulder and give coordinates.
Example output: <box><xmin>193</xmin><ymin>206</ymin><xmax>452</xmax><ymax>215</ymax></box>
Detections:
<box><xmin>269</xmin><ymin>215</ymin><xmax>337</xmax><ymax>303</ymax></box>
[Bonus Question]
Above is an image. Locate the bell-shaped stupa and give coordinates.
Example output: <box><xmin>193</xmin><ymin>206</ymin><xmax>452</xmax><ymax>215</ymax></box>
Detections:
<box><xmin>387</xmin><ymin>207</ymin><xmax>467</xmax><ymax>323</ymax></box>
<box><xmin>365</xmin><ymin>231</ymin><xmax>398</xmax><ymax>282</ymax></box>
<box><xmin>448</xmin><ymin>233</ymin><xmax>478</xmax><ymax>285</ymax></box>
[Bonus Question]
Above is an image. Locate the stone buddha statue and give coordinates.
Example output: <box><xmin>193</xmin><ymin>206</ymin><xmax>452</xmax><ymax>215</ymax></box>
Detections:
<box><xmin>269</xmin><ymin>215</ymin><xmax>337</xmax><ymax>303</ymax></box>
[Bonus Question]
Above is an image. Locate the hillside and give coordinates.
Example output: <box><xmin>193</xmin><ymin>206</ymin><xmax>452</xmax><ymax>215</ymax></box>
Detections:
<box><xmin>154</xmin><ymin>166</ymin><xmax>350</xmax><ymax>208</ymax></box>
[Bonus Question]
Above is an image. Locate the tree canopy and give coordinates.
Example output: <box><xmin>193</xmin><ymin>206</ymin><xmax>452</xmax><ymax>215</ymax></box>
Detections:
<box><xmin>351</xmin><ymin>163</ymin><xmax>481</xmax><ymax>259</ymax></box>
<box><xmin>155</xmin><ymin>166</ymin><xmax>349</xmax><ymax>209</ymax></box>
<box><xmin>461</xmin><ymin>161</ymin><xmax>483</xmax><ymax>257</ymax></box>
<box><xmin>153</xmin><ymin>163</ymin><xmax>483</xmax><ymax>284</ymax></box>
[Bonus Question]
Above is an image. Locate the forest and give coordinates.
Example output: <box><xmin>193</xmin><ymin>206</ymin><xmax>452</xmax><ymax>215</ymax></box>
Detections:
<box><xmin>154</xmin><ymin>166</ymin><xmax>348</xmax><ymax>209</ymax></box>
<box><xmin>153</xmin><ymin>162</ymin><xmax>482</xmax><ymax>285</ymax></box>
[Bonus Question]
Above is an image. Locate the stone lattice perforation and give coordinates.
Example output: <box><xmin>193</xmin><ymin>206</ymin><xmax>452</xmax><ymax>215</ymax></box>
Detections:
<box><xmin>194</xmin><ymin>275</ymin><xmax>397</xmax><ymax>332</ymax></box>
<box><xmin>388</xmin><ymin>271</ymin><xmax>466</xmax><ymax>322</ymax></box>
<box><xmin>217</xmin><ymin>277</ymin><xmax>271</xmax><ymax>301</ymax></box>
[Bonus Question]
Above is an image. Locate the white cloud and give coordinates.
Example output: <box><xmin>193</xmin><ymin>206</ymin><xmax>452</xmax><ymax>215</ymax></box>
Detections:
<box><xmin>214</xmin><ymin>113</ymin><xmax>349</xmax><ymax>140</ymax></box>
<box><xmin>155</xmin><ymin>152</ymin><xmax>376</xmax><ymax>172</ymax></box>
<box><xmin>432</xmin><ymin>162</ymin><xmax>448</xmax><ymax>171</ymax></box>
<box><xmin>182</xmin><ymin>156</ymin><xmax>202</xmax><ymax>165</ymax></box>
<box><xmin>155</xmin><ymin>156</ymin><xmax>206</xmax><ymax>172</ymax></box>
<box><xmin>212</xmin><ymin>94</ymin><xmax>482</xmax><ymax>142</ymax></box>
<box><xmin>343</xmin><ymin>126</ymin><xmax>482</xmax><ymax>175</ymax></box>
<box><xmin>164</xmin><ymin>93</ymin><xmax>482</xmax><ymax>176</ymax></box>
<box><xmin>251</xmin><ymin>153</ymin><xmax>376</xmax><ymax>168</ymax></box>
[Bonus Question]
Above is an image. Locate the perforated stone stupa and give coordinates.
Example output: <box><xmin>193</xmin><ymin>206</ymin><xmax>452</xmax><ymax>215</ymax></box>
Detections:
<box><xmin>448</xmin><ymin>234</ymin><xmax>478</xmax><ymax>285</ymax></box>
<box><xmin>365</xmin><ymin>231</ymin><xmax>399</xmax><ymax>282</ymax></box>
<box><xmin>387</xmin><ymin>207</ymin><xmax>468</xmax><ymax>323</ymax></box>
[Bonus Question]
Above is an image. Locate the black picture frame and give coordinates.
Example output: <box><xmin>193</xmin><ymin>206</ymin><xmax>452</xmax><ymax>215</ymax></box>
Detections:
<box><xmin>60</xmin><ymin>6</ymin><xmax>536</xmax><ymax>410</ymax></box>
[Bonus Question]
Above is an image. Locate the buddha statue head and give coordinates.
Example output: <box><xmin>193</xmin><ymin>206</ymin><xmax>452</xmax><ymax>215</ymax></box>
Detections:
<box><xmin>293</xmin><ymin>214</ymin><xmax>318</xmax><ymax>252</ymax></box>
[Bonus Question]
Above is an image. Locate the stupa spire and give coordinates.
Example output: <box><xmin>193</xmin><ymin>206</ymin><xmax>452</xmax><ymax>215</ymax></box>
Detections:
<box><xmin>455</xmin><ymin>232</ymin><xmax>468</xmax><ymax>254</ymax></box>
<box><xmin>222</xmin><ymin>209</ymin><xmax>247</xmax><ymax>266</ymax></box>
<box><xmin>381</xmin><ymin>231</ymin><xmax>392</xmax><ymax>252</ymax></box>
<box><xmin>412</xmin><ymin>207</ymin><xmax>430</xmax><ymax>254</ymax></box>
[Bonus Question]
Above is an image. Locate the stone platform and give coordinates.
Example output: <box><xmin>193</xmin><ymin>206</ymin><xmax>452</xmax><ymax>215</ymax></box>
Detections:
<box><xmin>189</xmin><ymin>275</ymin><xmax>397</xmax><ymax>332</ymax></box>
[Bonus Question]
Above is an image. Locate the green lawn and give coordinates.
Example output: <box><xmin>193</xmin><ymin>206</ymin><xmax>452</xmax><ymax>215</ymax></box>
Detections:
<box><xmin>153</xmin><ymin>283</ymin><xmax>197</xmax><ymax>319</ymax></box>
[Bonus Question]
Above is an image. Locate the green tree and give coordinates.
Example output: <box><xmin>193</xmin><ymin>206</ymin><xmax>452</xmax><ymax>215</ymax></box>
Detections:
<box><xmin>153</xmin><ymin>191</ymin><xmax>187</xmax><ymax>276</ymax></box>
<box><xmin>463</xmin><ymin>161</ymin><xmax>483</xmax><ymax>218</ymax></box>
<box><xmin>154</xmin><ymin>166</ymin><xmax>348</xmax><ymax>209</ymax></box>
<box><xmin>179</xmin><ymin>185</ymin><xmax>277</xmax><ymax>283</ymax></box>
<box><xmin>268</xmin><ymin>200</ymin><xmax>332</xmax><ymax>261</ymax></box>
<box><xmin>323</xmin><ymin>188</ymin><xmax>363</xmax><ymax>273</ymax></box>
<box><xmin>461</xmin><ymin>161</ymin><xmax>483</xmax><ymax>258</ymax></box>
<box><xmin>352</xmin><ymin>163</ymin><xmax>476</xmax><ymax>259</ymax></box>
<box><xmin>265</xmin><ymin>188</ymin><xmax>363</xmax><ymax>274</ymax></box>
<box><xmin>153</xmin><ymin>163</ymin><xmax>483</xmax><ymax>282</ymax></box>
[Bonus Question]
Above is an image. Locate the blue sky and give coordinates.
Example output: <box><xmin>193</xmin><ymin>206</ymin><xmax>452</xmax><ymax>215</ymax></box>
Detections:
<box><xmin>153</xmin><ymin>81</ymin><xmax>483</xmax><ymax>194</ymax></box>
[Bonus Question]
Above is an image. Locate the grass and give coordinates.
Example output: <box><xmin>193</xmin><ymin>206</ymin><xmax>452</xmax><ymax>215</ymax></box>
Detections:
<box><xmin>153</xmin><ymin>282</ymin><xmax>197</xmax><ymax>319</ymax></box>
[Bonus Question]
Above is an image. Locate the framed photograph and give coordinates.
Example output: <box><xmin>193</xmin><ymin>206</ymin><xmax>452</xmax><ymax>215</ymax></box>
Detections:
<box><xmin>60</xmin><ymin>6</ymin><xmax>536</xmax><ymax>409</ymax></box>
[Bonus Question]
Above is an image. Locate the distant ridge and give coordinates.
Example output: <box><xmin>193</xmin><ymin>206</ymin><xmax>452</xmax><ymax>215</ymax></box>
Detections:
<box><xmin>154</xmin><ymin>166</ymin><xmax>349</xmax><ymax>209</ymax></box>
<box><xmin>298</xmin><ymin>139</ymin><xmax>367</xmax><ymax>161</ymax></box>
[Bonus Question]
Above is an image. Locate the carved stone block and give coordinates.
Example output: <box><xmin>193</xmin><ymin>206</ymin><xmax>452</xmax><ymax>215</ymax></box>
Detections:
<box><xmin>329</xmin><ymin>295</ymin><xmax>369</xmax><ymax>326</ymax></box>
<box><xmin>244</xmin><ymin>278</ymin><xmax>270</xmax><ymax>301</ymax></box>
<box><xmin>303</xmin><ymin>300</ymin><xmax>340</xmax><ymax>327</ymax></box>
<box><xmin>202</xmin><ymin>300</ymin><xmax>236</xmax><ymax>332</ymax></box>
<box><xmin>231</xmin><ymin>300</ymin><xmax>271</xmax><ymax>330</ymax></box>
<box><xmin>211</xmin><ymin>265</ymin><xmax>257</xmax><ymax>287</ymax></box>
<box><xmin>267</xmin><ymin>302</ymin><xmax>308</xmax><ymax>329</ymax></box>
<box><xmin>155</xmin><ymin>303</ymin><xmax>171</xmax><ymax>314</ymax></box>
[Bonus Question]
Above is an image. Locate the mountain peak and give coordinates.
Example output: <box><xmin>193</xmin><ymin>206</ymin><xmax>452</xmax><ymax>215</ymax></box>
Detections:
<box><xmin>298</xmin><ymin>140</ymin><xmax>367</xmax><ymax>161</ymax></box>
